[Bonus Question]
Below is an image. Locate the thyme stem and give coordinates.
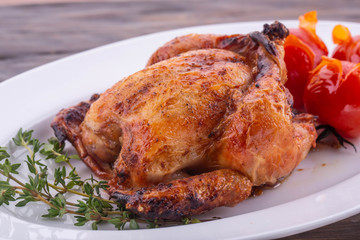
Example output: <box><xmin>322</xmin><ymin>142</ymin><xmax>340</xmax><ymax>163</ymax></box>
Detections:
<box><xmin>0</xmin><ymin>170</ymin><xmax>26</xmax><ymax>188</ymax></box>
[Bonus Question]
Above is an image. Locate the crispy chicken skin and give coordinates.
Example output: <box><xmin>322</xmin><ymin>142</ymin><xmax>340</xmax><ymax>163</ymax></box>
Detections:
<box><xmin>113</xmin><ymin>169</ymin><xmax>252</xmax><ymax>220</ymax></box>
<box><xmin>51</xmin><ymin>22</ymin><xmax>316</xmax><ymax>220</ymax></box>
<box><xmin>51</xmin><ymin>94</ymin><xmax>115</xmax><ymax>179</ymax></box>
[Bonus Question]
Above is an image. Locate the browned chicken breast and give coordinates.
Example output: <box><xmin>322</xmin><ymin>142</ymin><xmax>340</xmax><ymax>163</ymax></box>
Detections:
<box><xmin>51</xmin><ymin>22</ymin><xmax>316</xmax><ymax>220</ymax></box>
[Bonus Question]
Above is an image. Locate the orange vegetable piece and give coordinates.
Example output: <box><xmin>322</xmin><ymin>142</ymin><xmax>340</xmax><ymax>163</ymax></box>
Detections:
<box><xmin>332</xmin><ymin>24</ymin><xmax>360</xmax><ymax>63</ymax></box>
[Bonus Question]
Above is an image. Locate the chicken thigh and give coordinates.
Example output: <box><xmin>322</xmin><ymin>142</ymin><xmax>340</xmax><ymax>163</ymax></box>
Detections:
<box><xmin>51</xmin><ymin>22</ymin><xmax>316</xmax><ymax>220</ymax></box>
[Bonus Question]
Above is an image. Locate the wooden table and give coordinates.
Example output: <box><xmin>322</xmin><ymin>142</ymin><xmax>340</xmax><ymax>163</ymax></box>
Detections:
<box><xmin>1</xmin><ymin>0</ymin><xmax>360</xmax><ymax>239</ymax></box>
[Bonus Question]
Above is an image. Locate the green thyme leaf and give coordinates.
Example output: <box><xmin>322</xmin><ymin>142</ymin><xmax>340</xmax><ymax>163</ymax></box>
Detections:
<box><xmin>108</xmin><ymin>218</ymin><xmax>126</xmax><ymax>230</ymax></box>
<box><xmin>146</xmin><ymin>220</ymin><xmax>159</xmax><ymax>228</ymax></box>
<box><xmin>42</xmin><ymin>208</ymin><xmax>60</xmax><ymax>218</ymax></box>
<box><xmin>55</xmin><ymin>155</ymin><xmax>68</xmax><ymax>163</ymax></box>
<box><xmin>182</xmin><ymin>217</ymin><xmax>190</xmax><ymax>225</ymax></box>
<box><xmin>25</xmin><ymin>156</ymin><xmax>37</xmax><ymax>175</ymax></box>
<box><xmin>69</xmin><ymin>155</ymin><xmax>81</xmax><ymax>160</ymax></box>
<box><xmin>0</xmin><ymin>186</ymin><xmax>16</xmax><ymax>206</ymax></box>
<box><xmin>83</xmin><ymin>182</ymin><xmax>93</xmax><ymax>196</ymax></box>
<box><xmin>191</xmin><ymin>218</ymin><xmax>201</xmax><ymax>223</ymax></box>
<box><xmin>92</xmin><ymin>221</ymin><xmax>98</xmax><ymax>230</ymax></box>
<box><xmin>129</xmin><ymin>219</ymin><xmax>140</xmax><ymax>229</ymax></box>
<box><xmin>0</xmin><ymin>147</ymin><xmax>10</xmax><ymax>161</ymax></box>
<box><xmin>74</xmin><ymin>216</ymin><xmax>88</xmax><ymax>226</ymax></box>
<box><xmin>0</xmin><ymin>181</ymin><xmax>11</xmax><ymax>189</ymax></box>
<box><xmin>15</xmin><ymin>195</ymin><xmax>36</xmax><ymax>207</ymax></box>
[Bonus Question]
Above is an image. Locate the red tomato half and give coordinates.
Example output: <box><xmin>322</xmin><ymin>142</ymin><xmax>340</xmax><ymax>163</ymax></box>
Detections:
<box><xmin>291</xmin><ymin>11</ymin><xmax>328</xmax><ymax>66</ymax></box>
<box><xmin>304</xmin><ymin>57</ymin><xmax>360</xmax><ymax>138</ymax></box>
<box><xmin>332</xmin><ymin>24</ymin><xmax>360</xmax><ymax>63</ymax></box>
<box><xmin>284</xmin><ymin>35</ymin><xmax>314</xmax><ymax>109</ymax></box>
<box><xmin>284</xmin><ymin>11</ymin><xmax>328</xmax><ymax>110</ymax></box>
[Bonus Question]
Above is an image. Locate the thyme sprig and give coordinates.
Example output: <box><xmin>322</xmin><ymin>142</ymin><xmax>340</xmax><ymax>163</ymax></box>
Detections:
<box><xmin>0</xmin><ymin>128</ymin><xmax>202</xmax><ymax>230</ymax></box>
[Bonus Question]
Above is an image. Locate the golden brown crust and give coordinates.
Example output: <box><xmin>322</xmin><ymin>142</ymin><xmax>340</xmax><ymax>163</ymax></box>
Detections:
<box><xmin>212</xmin><ymin>69</ymin><xmax>316</xmax><ymax>186</ymax></box>
<box><xmin>146</xmin><ymin>34</ymin><xmax>218</xmax><ymax>66</ymax></box>
<box><xmin>111</xmin><ymin>169</ymin><xmax>252</xmax><ymax>220</ymax></box>
<box><xmin>51</xmin><ymin>94</ymin><xmax>115</xmax><ymax>179</ymax></box>
<box><xmin>84</xmin><ymin>48</ymin><xmax>253</xmax><ymax>188</ymax></box>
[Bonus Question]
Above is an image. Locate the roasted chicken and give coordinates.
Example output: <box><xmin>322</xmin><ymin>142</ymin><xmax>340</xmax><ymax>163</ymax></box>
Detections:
<box><xmin>51</xmin><ymin>22</ymin><xmax>316</xmax><ymax>220</ymax></box>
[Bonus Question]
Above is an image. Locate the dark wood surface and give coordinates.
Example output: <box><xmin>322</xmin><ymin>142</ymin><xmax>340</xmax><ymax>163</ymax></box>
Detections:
<box><xmin>1</xmin><ymin>0</ymin><xmax>360</xmax><ymax>239</ymax></box>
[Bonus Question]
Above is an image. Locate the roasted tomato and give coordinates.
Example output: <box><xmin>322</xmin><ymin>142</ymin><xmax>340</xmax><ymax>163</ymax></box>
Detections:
<box><xmin>332</xmin><ymin>24</ymin><xmax>360</xmax><ymax>63</ymax></box>
<box><xmin>303</xmin><ymin>57</ymin><xmax>360</xmax><ymax>138</ymax></box>
<box><xmin>284</xmin><ymin>11</ymin><xmax>328</xmax><ymax>110</ymax></box>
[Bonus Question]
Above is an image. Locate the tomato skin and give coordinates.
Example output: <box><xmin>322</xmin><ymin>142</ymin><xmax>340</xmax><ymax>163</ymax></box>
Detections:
<box><xmin>303</xmin><ymin>57</ymin><xmax>360</xmax><ymax>138</ymax></box>
<box><xmin>291</xmin><ymin>28</ymin><xmax>328</xmax><ymax>66</ymax></box>
<box><xmin>333</xmin><ymin>36</ymin><xmax>360</xmax><ymax>63</ymax></box>
<box><xmin>332</xmin><ymin>25</ymin><xmax>360</xmax><ymax>63</ymax></box>
<box><xmin>284</xmin><ymin>11</ymin><xmax>328</xmax><ymax>110</ymax></box>
<box><xmin>284</xmin><ymin>35</ymin><xmax>314</xmax><ymax>109</ymax></box>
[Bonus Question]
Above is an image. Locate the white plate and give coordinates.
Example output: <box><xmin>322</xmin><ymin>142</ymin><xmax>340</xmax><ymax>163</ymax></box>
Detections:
<box><xmin>1</xmin><ymin>20</ymin><xmax>360</xmax><ymax>240</ymax></box>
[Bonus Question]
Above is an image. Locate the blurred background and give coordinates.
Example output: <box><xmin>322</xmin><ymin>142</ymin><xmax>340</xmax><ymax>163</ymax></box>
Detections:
<box><xmin>1</xmin><ymin>0</ymin><xmax>360</xmax><ymax>82</ymax></box>
<box><xmin>1</xmin><ymin>0</ymin><xmax>360</xmax><ymax>239</ymax></box>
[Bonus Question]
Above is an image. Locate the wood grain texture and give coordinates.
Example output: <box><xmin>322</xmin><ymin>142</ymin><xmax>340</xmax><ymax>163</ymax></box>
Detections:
<box><xmin>1</xmin><ymin>0</ymin><xmax>360</xmax><ymax>238</ymax></box>
<box><xmin>1</xmin><ymin>0</ymin><xmax>360</xmax><ymax>81</ymax></box>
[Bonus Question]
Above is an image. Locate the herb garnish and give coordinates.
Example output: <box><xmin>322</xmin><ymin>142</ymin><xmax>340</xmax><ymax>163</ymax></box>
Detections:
<box><xmin>0</xmin><ymin>129</ymin><xmax>202</xmax><ymax>230</ymax></box>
